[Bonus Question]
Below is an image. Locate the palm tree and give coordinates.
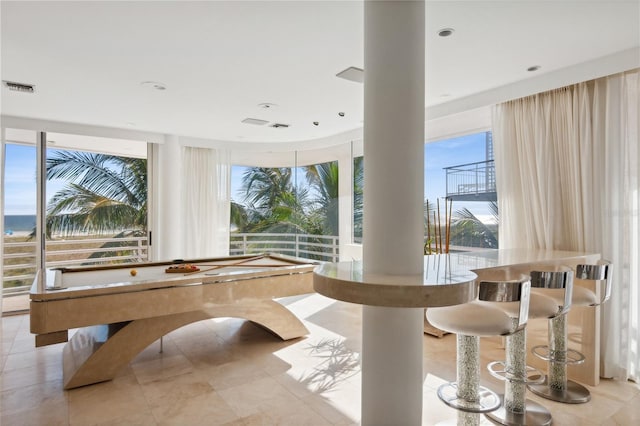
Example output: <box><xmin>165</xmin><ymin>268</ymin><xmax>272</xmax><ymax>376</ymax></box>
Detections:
<box><xmin>239</xmin><ymin>167</ymin><xmax>309</xmax><ymax>234</ymax></box>
<box><xmin>450</xmin><ymin>201</ymin><xmax>499</xmax><ymax>249</ymax></box>
<box><xmin>241</xmin><ymin>167</ymin><xmax>293</xmax><ymax>213</ymax></box>
<box><xmin>304</xmin><ymin>161</ymin><xmax>339</xmax><ymax>236</ymax></box>
<box><xmin>45</xmin><ymin>151</ymin><xmax>147</xmax><ymax>236</ymax></box>
<box><xmin>230</xmin><ymin>200</ymin><xmax>249</xmax><ymax>231</ymax></box>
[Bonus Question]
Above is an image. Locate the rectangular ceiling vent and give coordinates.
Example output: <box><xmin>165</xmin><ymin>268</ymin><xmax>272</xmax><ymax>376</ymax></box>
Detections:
<box><xmin>3</xmin><ymin>80</ymin><xmax>35</xmax><ymax>93</ymax></box>
<box><xmin>270</xmin><ymin>123</ymin><xmax>290</xmax><ymax>128</ymax></box>
<box><xmin>241</xmin><ymin>118</ymin><xmax>268</xmax><ymax>126</ymax></box>
<box><xmin>336</xmin><ymin>66</ymin><xmax>364</xmax><ymax>83</ymax></box>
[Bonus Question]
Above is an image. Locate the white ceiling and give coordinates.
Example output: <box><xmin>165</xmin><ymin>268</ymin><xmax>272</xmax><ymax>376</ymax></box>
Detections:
<box><xmin>1</xmin><ymin>1</ymin><xmax>639</xmax><ymax>146</ymax></box>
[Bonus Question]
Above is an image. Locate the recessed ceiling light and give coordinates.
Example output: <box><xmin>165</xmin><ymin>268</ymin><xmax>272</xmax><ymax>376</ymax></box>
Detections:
<box><xmin>527</xmin><ymin>65</ymin><xmax>541</xmax><ymax>72</ymax></box>
<box><xmin>3</xmin><ymin>80</ymin><xmax>35</xmax><ymax>93</ymax></box>
<box><xmin>140</xmin><ymin>81</ymin><xmax>167</xmax><ymax>91</ymax></box>
<box><xmin>257</xmin><ymin>103</ymin><xmax>277</xmax><ymax>109</ymax></box>
<box><xmin>270</xmin><ymin>123</ymin><xmax>290</xmax><ymax>128</ymax></box>
<box><xmin>338</xmin><ymin>112</ymin><xmax>345</xmax><ymax>117</ymax></box>
<box><xmin>336</xmin><ymin>66</ymin><xmax>364</xmax><ymax>83</ymax></box>
<box><xmin>437</xmin><ymin>28</ymin><xmax>455</xmax><ymax>37</ymax></box>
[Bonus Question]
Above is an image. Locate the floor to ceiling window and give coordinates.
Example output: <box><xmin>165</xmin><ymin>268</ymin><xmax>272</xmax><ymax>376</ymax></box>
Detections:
<box><xmin>352</xmin><ymin>131</ymin><xmax>498</xmax><ymax>254</ymax></box>
<box><xmin>2</xmin><ymin>129</ymin><xmax>149</xmax><ymax>314</ymax></box>
<box><xmin>424</xmin><ymin>131</ymin><xmax>498</xmax><ymax>252</ymax></box>
<box><xmin>229</xmin><ymin>153</ymin><xmax>340</xmax><ymax>262</ymax></box>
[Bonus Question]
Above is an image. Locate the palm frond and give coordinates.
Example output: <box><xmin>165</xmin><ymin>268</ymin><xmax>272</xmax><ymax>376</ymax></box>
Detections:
<box><xmin>450</xmin><ymin>206</ymin><xmax>498</xmax><ymax>248</ymax></box>
<box><xmin>45</xmin><ymin>151</ymin><xmax>147</xmax><ymax>236</ymax></box>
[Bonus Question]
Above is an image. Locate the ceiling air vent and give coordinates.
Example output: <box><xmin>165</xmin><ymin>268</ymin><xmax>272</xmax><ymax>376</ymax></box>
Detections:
<box><xmin>241</xmin><ymin>118</ymin><xmax>269</xmax><ymax>126</ymax></box>
<box><xmin>3</xmin><ymin>80</ymin><xmax>35</xmax><ymax>93</ymax></box>
<box><xmin>270</xmin><ymin>123</ymin><xmax>290</xmax><ymax>128</ymax></box>
<box><xmin>336</xmin><ymin>66</ymin><xmax>364</xmax><ymax>83</ymax></box>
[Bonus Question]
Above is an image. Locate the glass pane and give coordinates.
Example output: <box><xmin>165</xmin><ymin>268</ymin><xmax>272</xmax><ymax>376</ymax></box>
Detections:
<box><xmin>229</xmin><ymin>150</ymin><xmax>299</xmax><ymax>258</ymax></box>
<box><xmin>229</xmin><ymin>152</ymin><xmax>339</xmax><ymax>262</ymax></box>
<box><xmin>2</xmin><ymin>130</ymin><xmax>150</xmax><ymax>314</ymax></box>
<box><xmin>425</xmin><ymin>131</ymin><xmax>498</xmax><ymax>252</ymax></box>
<box><xmin>298</xmin><ymin>160</ymin><xmax>339</xmax><ymax>261</ymax></box>
<box><xmin>3</xmin><ymin>139</ymin><xmax>37</xmax><ymax>312</ymax></box>
<box><xmin>44</xmin><ymin>144</ymin><xmax>148</xmax><ymax>266</ymax></box>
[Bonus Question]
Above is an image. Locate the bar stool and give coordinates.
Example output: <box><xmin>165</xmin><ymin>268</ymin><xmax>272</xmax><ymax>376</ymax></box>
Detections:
<box><xmin>483</xmin><ymin>268</ymin><xmax>567</xmax><ymax>426</ymax></box>
<box><xmin>528</xmin><ymin>260</ymin><xmax>612</xmax><ymax>404</ymax></box>
<box><xmin>426</xmin><ymin>276</ymin><xmax>531</xmax><ymax>425</ymax></box>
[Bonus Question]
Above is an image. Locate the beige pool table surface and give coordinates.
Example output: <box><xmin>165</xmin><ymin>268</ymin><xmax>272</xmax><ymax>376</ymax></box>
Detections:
<box><xmin>32</xmin><ymin>253</ymin><xmax>315</xmax><ymax>300</ymax></box>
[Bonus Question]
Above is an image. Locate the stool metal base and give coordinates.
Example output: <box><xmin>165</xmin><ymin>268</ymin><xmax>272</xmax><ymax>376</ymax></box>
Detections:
<box><xmin>527</xmin><ymin>375</ymin><xmax>591</xmax><ymax>403</ymax></box>
<box><xmin>484</xmin><ymin>396</ymin><xmax>552</xmax><ymax>426</ymax></box>
<box><xmin>438</xmin><ymin>383</ymin><xmax>502</xmax><ymax>414</ymax></box>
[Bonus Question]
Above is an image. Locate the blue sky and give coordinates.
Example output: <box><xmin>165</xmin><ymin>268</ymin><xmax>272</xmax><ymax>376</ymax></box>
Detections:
<box><xmin>4</xmin><ymin>144</ymin><xmax>36</xmax><ymax>215</ymax></box>
<box><xmin>5</xmin><ymin>132</ymin><xmax>491</xmax><ymax>220</ymax></box>
<box><xmin>4</xmin><ymin>145</ymin><xmax>77</xmax><ymax>215</ymax></box>
<box><xmin>424</xmin><ymin>132</ymin><xmax>491</xmax><ymax>220</ymax></box>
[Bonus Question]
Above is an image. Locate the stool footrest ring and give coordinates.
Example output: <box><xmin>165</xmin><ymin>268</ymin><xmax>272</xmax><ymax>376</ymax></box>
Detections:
<box><xmin>487</xmin><ymin>361</ymin><xmax>546</xmax><ymax>385</ymax></box>
<box><xmin>531</xmin><ymin>345</ymin><xmax>586</xmax><ymax>365</ymax></box>
<box><xmin>436</xmin><ymin>382</ymin><xmax>501</xmax><ymax>413</ymax></box>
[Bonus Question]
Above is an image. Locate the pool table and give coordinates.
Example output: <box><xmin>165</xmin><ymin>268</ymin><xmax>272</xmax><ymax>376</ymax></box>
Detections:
<box><xmin>29</xmin><ymin>253</ymin><xmax>318</xmax><ymax>389</ymax></box>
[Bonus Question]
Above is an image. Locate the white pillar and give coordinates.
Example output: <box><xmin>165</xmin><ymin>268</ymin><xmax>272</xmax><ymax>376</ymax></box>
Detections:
<box><xmin>362</xmin><ymin>1</ymin><xmax>425</xmax><ymax>425</ymax></box>
<box><xmin>152</xmin><ymin>135</ymin><xmax>183</xmax><ymax>260</ymax></box>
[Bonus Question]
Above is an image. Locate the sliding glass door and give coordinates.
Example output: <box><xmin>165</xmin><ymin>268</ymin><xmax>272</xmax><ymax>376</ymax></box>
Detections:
<box><xmin>1</xmin><ymin>128</ymin><xmax>149</xmax><ymax>314</ymax></box>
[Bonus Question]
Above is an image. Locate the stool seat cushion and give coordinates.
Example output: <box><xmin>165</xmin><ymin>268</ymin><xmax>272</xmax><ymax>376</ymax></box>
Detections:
<box><xmin>496</xmin><ymin>292</ymin><xmax>560</xmax><ymax>319</ymax></box>
<box><xmin>427</xmin><ymin>302</ymin><xmax>514</xmax><ymax>337</ymax></box>
<box><xmin>532</xmin><ymin>286</ymin><xmax>598</xmax><ymax>307</ymax></box>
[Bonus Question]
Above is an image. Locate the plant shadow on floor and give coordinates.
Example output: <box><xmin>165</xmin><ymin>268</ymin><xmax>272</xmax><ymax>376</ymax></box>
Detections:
<box><xmin>298</xmin><ymin>338</ymin><xmax>360</xmax><ymax>394</ymax></box>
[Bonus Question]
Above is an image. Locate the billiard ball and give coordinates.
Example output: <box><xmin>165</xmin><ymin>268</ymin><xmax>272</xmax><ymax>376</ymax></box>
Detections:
<box><xmin>130</xmin><ymin>269</ymin><xmax>137</xmax><ymax>277</ymax></box>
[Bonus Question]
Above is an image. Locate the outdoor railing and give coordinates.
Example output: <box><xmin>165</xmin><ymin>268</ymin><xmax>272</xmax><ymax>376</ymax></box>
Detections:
<box><xmin>3</xmin><ymin>236</ymin><xmax>149</xmax><ymax>296</ymax></box>
<box><xmin>444</xmin><ymin>159</ymin><xmax>496</xmax><ymax>198</ymax></box>
<box><xmin>229</xmin><ymin>233</ymin><xmax>339</xmax><ymax>263</ymax></box>
<box><xmin>2</xmin><ymin>233</ymin><xmax>339</xmax><ymax>298</ymax></box>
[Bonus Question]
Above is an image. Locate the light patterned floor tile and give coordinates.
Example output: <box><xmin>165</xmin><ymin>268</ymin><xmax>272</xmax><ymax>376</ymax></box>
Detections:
<box><xmin>68</xmin><ymin>374</ymin><xmax>150</xmax><ymax>425</ymax></box>
<box><xmin>131</xmin><ymin>353</ymin><xmax>194</xmax><ymax>384</ymax></box>
<box><xmin>2</xmin><ymin>297</ymin><xmax>640</xmax><ymax>426</ymax></box>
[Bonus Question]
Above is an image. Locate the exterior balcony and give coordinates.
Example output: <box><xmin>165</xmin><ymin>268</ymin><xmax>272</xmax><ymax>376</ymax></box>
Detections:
<box><xmin>444</xmin><ymin>159</ymin><xmax>497</xmax><ymax>202</ymax></box>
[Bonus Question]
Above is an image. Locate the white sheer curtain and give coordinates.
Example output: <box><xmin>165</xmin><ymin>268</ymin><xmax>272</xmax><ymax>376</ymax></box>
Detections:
<box><xmin>493</xmin><ymin>69</ymin><xmax>640</xmax><ymax>380</ymax></box>
<box><xmin>182</xmin><ymin>147</ymin><xmax>231</xmax><ymax>258</ymax></box>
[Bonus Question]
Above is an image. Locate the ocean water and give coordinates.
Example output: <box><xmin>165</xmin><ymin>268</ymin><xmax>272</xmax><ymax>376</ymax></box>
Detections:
<box><xmin>4</xmin><ymin>215</ymin><xmax>36</xmax><ymax>234</ymax></box>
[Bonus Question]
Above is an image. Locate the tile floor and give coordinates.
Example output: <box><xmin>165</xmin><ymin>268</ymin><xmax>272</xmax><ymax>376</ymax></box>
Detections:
<box><xmin>1</xmin><ymin>293</ymin><xmax>640</xmax><ymax>425</ymax></box>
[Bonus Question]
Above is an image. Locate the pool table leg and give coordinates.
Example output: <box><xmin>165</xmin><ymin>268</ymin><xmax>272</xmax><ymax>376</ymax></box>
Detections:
<box><xmin>62</xmin><ymin>300</ymin><xmax>309</xmax><ymax>389</ymax></box>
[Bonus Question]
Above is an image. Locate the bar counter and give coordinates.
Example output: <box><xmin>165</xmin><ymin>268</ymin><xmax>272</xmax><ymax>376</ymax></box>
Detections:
<box><xmin>313</xmin><ymin>248</ymin><xmax>601</xmax><ymax>385</ymax></box>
